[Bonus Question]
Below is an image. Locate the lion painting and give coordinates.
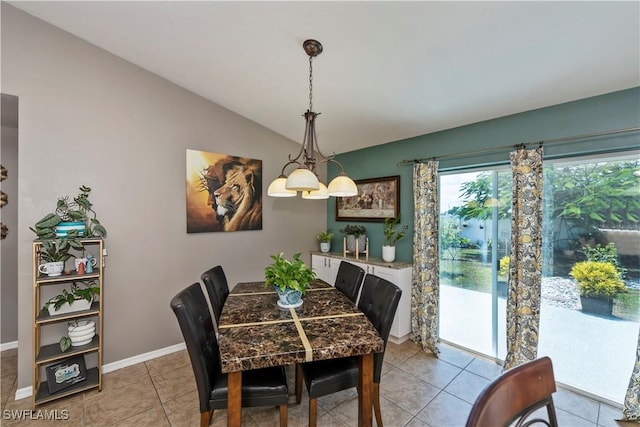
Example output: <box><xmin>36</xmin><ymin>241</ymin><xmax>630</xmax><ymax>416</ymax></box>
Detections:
<box><xmin>198</xmin><ymin>156</ymin><xmax>262</xmax><ymax>232</ymax></box>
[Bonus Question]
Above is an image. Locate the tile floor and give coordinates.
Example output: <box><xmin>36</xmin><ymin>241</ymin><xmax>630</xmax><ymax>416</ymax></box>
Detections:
<box><xmin>0</xmin><ymin>342</ymin><xmax>635</xmax><ymax>426</ymax></box>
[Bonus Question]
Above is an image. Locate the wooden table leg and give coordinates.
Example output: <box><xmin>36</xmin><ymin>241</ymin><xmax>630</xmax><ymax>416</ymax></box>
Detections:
<box><xmin>358</xmin><ymin>353</ymin><xmax>374</xmax><ymax>427</ymax></box>
<box><xmin>227</xmin><ymin>371</ymin><xmax>242</xmax><ymax>427</ymax></box>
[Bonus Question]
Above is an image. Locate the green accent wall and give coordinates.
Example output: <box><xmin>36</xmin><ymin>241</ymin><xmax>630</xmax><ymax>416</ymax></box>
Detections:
<box><xmin>327</xmin><ymin>87</ymin><xmax>640</xmax><ymax>262</ymax></box>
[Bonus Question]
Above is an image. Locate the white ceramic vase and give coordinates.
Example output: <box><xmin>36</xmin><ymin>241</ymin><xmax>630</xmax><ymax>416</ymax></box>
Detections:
<box><xmin>320</xmin><ymin>242</ymin><xmax>331</xmax><ymax>253</ymax></box>
<box><xmin>382</xmin><ymin>245</ymin><xmax>396</xmax><ymax>263</ymax></box>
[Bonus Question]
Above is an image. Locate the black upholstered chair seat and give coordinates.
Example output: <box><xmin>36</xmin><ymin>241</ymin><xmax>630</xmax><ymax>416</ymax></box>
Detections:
<box><xmin>210</xmin><ymin>365</ymin><xmax>289</xmax><ymax>408</ymax></box>
<box><xmin>300</xmin><ymin>357</ymin><xmax>359</xmax><ymax>399</ymax></box>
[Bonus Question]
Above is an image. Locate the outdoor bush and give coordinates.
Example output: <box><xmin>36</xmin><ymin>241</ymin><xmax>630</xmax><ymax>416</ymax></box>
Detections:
<box><xmin>498</xmin><ymin>256</ymin><xmax>510</xmax><ymax>279</ymax></box>
<box><xmin>569</xmin><ymin>261</ymin><xmax>626</xmax><ymax>298</ymax></box>
<box><xmin>582</xmin><ymin>242</ymin><xmax>626</xmax><ymax>278</ymax></box>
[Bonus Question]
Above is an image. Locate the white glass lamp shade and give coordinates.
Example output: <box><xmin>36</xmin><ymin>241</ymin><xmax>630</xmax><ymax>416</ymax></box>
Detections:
<box><xmin>267</xmin><ymin>176</ymin><xmax>296</xmax><ymax>197</ymax></box>
<box><xmin>286</xmin><ymin>167</ymin><xmax>319</xmax><ymax>191</ymax></box>
<box><xmin>302</xmin><ymin>182</ymin><xmax>329</xmax><ymax>199</ymax></box>
<box><xmin>327</xmin><ymin>173</ymin><xmax>358</xmax><ymax>197</ymax></box>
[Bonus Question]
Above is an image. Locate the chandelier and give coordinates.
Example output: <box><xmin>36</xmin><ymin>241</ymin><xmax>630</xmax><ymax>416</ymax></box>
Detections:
<box><xmin>267</xmin><ymin>39</ymin><xmax>357</xmax><ymax>199</ymax></box>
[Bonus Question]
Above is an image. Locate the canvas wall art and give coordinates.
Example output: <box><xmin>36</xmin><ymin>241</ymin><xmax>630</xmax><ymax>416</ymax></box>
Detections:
<box><xmin>336</xmin><ymin>175</ymin><xmax>400</xmax><ymax>222</ymax></box>
<box><xmin>186</xmin><ymin>149</ymin><xmax>262</xmax><ymax>233</ymax></box>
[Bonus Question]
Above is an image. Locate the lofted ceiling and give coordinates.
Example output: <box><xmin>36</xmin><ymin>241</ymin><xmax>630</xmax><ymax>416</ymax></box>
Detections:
<box><xmin>7</xmin><ymin>1</ymin><xmax>640</xmax><ymax>155</ymax></box>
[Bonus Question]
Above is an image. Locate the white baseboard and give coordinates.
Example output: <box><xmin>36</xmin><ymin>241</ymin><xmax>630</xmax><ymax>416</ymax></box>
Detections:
<box><xmin>14</xmin><ymin>342</ymin><xmax>186</xmax><ymax>400</ymax></box>
<box><xmin>388</xmin><ymin>334</ymin><xmax>409</xmax><ymax>344</ymax></box>
<box><xmin>0</xmin><ymin>341</ymin><xmax>18</xmax><ymax>351</ymax></box>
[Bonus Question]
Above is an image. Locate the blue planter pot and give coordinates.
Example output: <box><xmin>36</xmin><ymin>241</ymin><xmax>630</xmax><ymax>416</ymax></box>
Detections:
<box><xmin>55</xmin><ymin>221</ymin><xmax>86</xmax><ymax>237</ymax></box>
<box><xmin>274</xmin><ymin>286</ymin><xmax>303</xmax><ymax>309</ymax></box>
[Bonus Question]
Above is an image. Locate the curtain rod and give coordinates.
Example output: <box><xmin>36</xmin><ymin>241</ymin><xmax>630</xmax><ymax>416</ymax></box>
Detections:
<box><xmin>397</xmin><ymin>126</ymin><xmax>640</xmax><ymax>166</ymax></box>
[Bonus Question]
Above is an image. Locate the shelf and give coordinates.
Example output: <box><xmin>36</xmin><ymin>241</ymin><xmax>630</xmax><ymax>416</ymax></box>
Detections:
<box><xmin>35</xmin><ymin>367</ymin><xmax>100</xmax><ymax>406</ymax></box>
<box><xmin>36</xmin><ymin>335</ymin><xmax>100</xmax><ymax>365</ymax></box>
<box><xmin>36</xmin><ymin>302</ymin><xmax>100</xmax><ymax>325</ymax></box>
<box><xmin>36</xmin><ymin>268</ymin><xmax>101</xmax><ymax>285</ymax></box>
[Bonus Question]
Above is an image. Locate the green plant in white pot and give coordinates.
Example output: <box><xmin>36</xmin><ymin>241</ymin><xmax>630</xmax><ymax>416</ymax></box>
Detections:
<box><xmin>43</xmin><ymin>280</ymin><xmax>100</xmax><ymax>316</ymax></box>
<box><xmin>265</xmin><ymin>252</ymin><xmax>316</xmax><ymax>308</ymax></box>
<box><xmin>382</xmin><ymin>213</ymin><xmax>409</xmax><ymax>262</ymax></box>
<box><xmin>316</xmin><ymin>230</ymin><xmax>333</xmax><ymax>253</ymax></box>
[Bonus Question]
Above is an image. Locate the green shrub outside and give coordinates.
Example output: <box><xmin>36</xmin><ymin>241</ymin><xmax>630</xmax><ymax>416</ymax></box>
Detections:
<box><xmin>570</xmin><ymin>261</ymin><xmax>626</xmax><ymax>298</ymax></box>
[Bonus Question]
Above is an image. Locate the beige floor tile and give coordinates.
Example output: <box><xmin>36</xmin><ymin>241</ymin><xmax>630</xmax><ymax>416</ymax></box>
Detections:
<box><xmin>404</xmin><ymin>416</ymin><xmax>431</xmax><ymax>427</ymax></box>
<box><xmin>163</xmin><ymin>391</ymin><xmax>257</xmax><ymax>427</ymax></box>
<box><xmin>101</xmin><ymin>362</ymin><xmax>149</xmax><ymax>391</ymax></box>
<box><xmin>597</xmin><ymin>403</ymin><xmax>627</xmax><ymax>427</ymax></box>
<box><xmin>384</xmin><ymin>341</ymin><xmax>421</xmax><ymax>367</ymax></box>
<box><xmin>144</xmin><ymin>350</ymin><xmax>190</xmax><ymax>377</ymax></box>
<box><xmin>83</xmin><ymin>375</ymin><xmax>160</xmax><ymax>426</ymax></box>
<box><xmin>464</xmin><ymin>357</ymin><xmax>503</xmax><ymax>380</ymax></box>
<box><xmin>150</xmin><ymin>363</ymin><xmax>196</xmax><ymax>403</ymax></box>
<box><xmin>283</xmin><ymin>396</ymin><xmax>328</xmax><ymax>427</ymax></box>
<box><xmin>379</xmin><ymin>365</ymin><xmax>440</xmax><ymax>415</ymax></box>
<box><xmin>398</xmin><ymin>352</ymin><xmax>462</xmax><ymax>389</ymax></box>
<box><xmin>243</xmin><ymin>405</ymin><xmax>288</xmax><ymax>427</ymax></box>
<box><xmin>437</xmin><ymin>343</ymin><xmax>475</xmax><ymax>369</ymax></box>
<box><xmin>443</xmin><ymin>370</ymin><xmax>490</xmax><ymax>405</ymax></box>
<box><xmin>110</xmin><ymin>405</ymin><xmax>169</xmax><ymax>427</ymax></box>
<box><xmin>415</xmin><ymin>391</ymin><xmax>471</xmax><ymax>427</ymax></box>
<box><xmin>2</xmin><ymin>373</ymin><xmax>16</xmax><ymax>410</ymax></box>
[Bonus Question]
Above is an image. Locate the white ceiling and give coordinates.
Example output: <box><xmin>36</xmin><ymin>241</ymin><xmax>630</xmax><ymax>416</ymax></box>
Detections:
<box><xmin>8</xmin><ymin>1</ymin><xmax>640</xmax><ymax>154</ymax></box>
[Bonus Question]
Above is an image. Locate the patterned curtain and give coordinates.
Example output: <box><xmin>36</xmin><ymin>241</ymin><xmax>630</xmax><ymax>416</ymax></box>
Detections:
<box><xmin>503</xmin><ymin>146</ymin><xmax>544</xmax><ymax>370</ymax></box>
<box><xmin>410</xmin><ymin>161</ymin><xmax>440</xmax><ymax>356</ymax></box>
<box><xmin>622</xmin><ymin>326</ymin><xmax>640</xmax><ymax>420</ymax></box>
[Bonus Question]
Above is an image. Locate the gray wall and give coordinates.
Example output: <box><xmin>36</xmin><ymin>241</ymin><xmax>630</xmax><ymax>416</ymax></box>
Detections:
<box><xmin>1</xmin><ymin>95</ymin><xmax>19</xmax><ymax>344</ymax></box>
<box><xmin>2</xmin><ymin>5</ymin><xmax>327</xmax><ymax>389</ymax></box>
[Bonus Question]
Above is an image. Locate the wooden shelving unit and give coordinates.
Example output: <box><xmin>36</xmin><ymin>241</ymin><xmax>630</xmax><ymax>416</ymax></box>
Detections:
<box><xmin>32</xmin><ymin>238</ymin><xmax>104</xmax><ymax>408</ymax></box>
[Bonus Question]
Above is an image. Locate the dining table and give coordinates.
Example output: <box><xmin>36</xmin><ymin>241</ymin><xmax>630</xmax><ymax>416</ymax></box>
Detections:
<box><xmin>217</xmin><ymin>279</ymin><xmax>384</xmax><ymax>427</ymax></box>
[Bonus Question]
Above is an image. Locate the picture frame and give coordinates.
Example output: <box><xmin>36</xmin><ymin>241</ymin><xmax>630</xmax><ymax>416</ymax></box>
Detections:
<box><xmin>335</xmin><ymin>175</ymin><xmax>400</xmax><ymax>222</ymax></box>
<box><xmin>45</xmin><ymin>355</ymin><xmax>87</xmax><ymax>394</ymax></box>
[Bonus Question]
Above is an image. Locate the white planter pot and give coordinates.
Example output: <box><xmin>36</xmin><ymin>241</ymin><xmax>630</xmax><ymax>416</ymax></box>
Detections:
<box><xmin>38</xmin><ymin>261</ymin><xmax>64</xmax><ymax>277</ymax></box>
<box><xmin>47</xmin><ymin>298</ymin><xmax>92</xmax><ymax>316</ymax></box>
<box><xmin>320</xmin><ymin>242</ymin><xmax>331</xmax><ymax>253</ymax></box>
<box><xmin>382</xmin><ymin>245</ymin><xmax>396</xmax><ymax>263</ymax></box>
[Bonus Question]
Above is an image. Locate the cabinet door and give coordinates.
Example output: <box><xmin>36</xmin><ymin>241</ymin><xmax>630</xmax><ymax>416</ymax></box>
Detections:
<box><xmin>311</xmin><ymin>255</ymin><xmax>333</xmax><ymax>284</ymax></box>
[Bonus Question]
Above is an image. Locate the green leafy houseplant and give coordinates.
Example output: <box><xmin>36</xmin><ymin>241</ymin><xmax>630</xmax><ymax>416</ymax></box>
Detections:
<box><xmin>42</xmin><ymin>280</ymin><xmax>100</xmax><ymax>312</ymax></box>
<box><xmin>264</xmin><ymin>252</ymin><xmax>316</xmax><ymax>294</ymax></box>
<box><xmin>316</xmin><ymin>230</ymin><xmax>334</xmax><ymax>243</ymax></box>
<box><xmin>30</xmin><ymin>185</ymin><xmax>107</xmax><ymax>240</ymax></box>
<box><xmin>569</xmin><ymin>261</ymin><xmax>626</xmax><ymax>299</ymax></box>
<box><xmin>383</xmin><ymin>214</ymin><xmax>409</xmax><ymax>246</ymax></box>
<box><xmin>339</xmin><ymin>224</ymin><xmax>366</xmax><ymax>237</ymax></box>
<box><xmin>39</xmin><ymin>238</ymin><xmax>76</xmax><ymax>263</ymax></box>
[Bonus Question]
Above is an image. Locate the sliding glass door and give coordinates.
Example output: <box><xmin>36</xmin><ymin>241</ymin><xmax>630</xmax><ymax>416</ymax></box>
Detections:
<box><xmin>439</xmin><ymin>169</ymin><xmax>510</xmax><ymax>360</ymax></box>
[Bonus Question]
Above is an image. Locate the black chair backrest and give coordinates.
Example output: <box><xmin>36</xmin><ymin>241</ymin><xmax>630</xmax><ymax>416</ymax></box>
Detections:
<box><xmin>465</xmin><ymin>356</ymin><xmax>558</xmax><ymax>427</ymax></box>
<box><xmin>170</xmin><ymin>283</ymin><xmax>219</xmax><ymax>413</ymax></box>
<box><xmin>357</xmin><ymin>274</ymin><xmax>402</xmax><ymax>382</ymax></box>
<box><xmin>201</xmin><ymin>266</ymin><xmax>229</xmax><ymax>322</ymax></box>
<box><xmin>334</xmin><ymin>261</ymin><xmax>365</xmax><ymax>303</ymax></box>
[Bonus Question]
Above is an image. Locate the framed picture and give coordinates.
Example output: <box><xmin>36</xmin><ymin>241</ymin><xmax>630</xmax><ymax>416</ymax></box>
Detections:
<box><xmin>186</xmin><ymin>149</ymin><xmax>262</xmax><ymax>233</ymax></box>
<box><xmin>335</xmin><ymin>175</ymin><xmax>400</xmax><ymax>222</ymax></box>
<box><xmin>45</xmin><ymin>355</ymin><xmax>87</xmax><ymax>394</ymax></box>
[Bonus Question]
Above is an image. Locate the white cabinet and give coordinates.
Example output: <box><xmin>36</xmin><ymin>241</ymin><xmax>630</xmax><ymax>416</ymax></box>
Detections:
<box><xmin>311</xmin><ymin>252</ymin><xmax>412</xmax><ymax>343</ymax></box>
<box><xmin>311</xmin><ymin>254</ymin><xmax>338</xmax><ymax>284</ymax></box>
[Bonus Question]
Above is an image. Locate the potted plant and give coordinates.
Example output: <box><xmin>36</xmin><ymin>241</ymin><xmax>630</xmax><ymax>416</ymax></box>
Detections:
<box><xmin>43</xmin><ymin>280</ymin><xmax>100</xmax><ymax>316</ymax></box>
<box><xmin>339</xmin><ymin>224</ymin><xmax>366</xmax><ymax>253</ymax></box>
<box><xmin>570</xmin><ymin>261</ymin><xmax>626</xmax><ymax>316</ymax></box>
<box><xmin>36</xmin><ymin>238</ymin><xmax>79</xmax><ymax>277</ymax></box>
<box><xmin>264</xmin><ymin>252</ymin><xmax>316</xmax><ymax>308</ymax></box>
<box><xmin>30</xmin><ymin>185</ymin><xmax>107</xmax><ymax>240</ymax></box>
<box><xmin>316</xmin><ymin>230</ymin><xmax>333</xmax><ymax>253</ymax></box>
<box><xmin>382</xmin><ymin>213</ymin><xmax>409</xmax><ymax>262</ymax></box>
<box><xmin>497</xmin><ymin>255</ymin><xmax>510</xmax><ymax>298</ymax></box>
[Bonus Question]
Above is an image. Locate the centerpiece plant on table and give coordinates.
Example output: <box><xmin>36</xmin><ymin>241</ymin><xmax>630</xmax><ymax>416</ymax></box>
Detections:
<box><xmin>265</xmin><ymin>252</ymin><xmax>316</xmax><ymax>308</ymax></box>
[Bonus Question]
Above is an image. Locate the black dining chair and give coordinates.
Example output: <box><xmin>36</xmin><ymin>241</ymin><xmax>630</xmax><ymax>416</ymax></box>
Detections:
<box><xmin>170</xmin><ymin>283</ymin><xmax>289</xmax><ymax>427</ymax></box>
<box><xmin>465</xmin><ymin>356</ymin><xmax>558</xmax><ymax>427</ymax></box>
<box><xmin>334</xmin><ymin>261</ymin><xmax>365</xmax><ymax>303</ymax></box>
<box><xmin>295</xmin><ymin>274</ymin><xmax>401</xmax><ymax>427</ymax></box>
<box><xmin>201</xmin><ymin>266</ymin><xmax>229</xmax><ymax>323</ymax></box>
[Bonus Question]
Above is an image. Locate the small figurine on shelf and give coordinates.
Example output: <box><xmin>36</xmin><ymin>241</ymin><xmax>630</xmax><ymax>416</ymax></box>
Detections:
<box><xmin>85</xmin><ymin>253</ymin><xmax>94</xmax><ymax>273</ymax></box>
<box><xmin>77</xmin><ymin>261</ymin><xmax>85</xmax><ymax>275</ymax></box>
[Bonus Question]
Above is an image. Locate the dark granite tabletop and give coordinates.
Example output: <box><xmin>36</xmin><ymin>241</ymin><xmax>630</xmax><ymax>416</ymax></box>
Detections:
<box><xmin>218</xmin><ymin>280</ymin><xmax>384</xmax><ymax>373</ymax></box>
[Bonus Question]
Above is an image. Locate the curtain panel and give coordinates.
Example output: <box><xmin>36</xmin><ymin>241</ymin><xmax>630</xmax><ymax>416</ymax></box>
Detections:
<box><xmin>411</xmin><ymin>161</ymin><xmax>440</xmax><ymax>355</ymax></box>
<box><xmin>622</xmin><ymin>326</ymin><xmax>640</xmax><ymax>420</ymax></box>
<box><xmin>503</xmin><ymin>146</ymin><xmax>544</xmax><ymax>370</ymax></box>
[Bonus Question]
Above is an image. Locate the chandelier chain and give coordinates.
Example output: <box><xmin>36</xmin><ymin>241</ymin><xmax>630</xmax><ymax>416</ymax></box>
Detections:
<box><xmin>308</xmin><ymin>56</ymin><xmax>313</xmax><ymax>111</ymax></box>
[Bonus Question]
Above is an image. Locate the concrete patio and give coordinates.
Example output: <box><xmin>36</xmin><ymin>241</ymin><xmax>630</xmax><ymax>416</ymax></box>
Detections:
<box><xmin>440</xmin><ymin>285</ymin><xmax>639</xmax><ymax>404</ymax></box>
